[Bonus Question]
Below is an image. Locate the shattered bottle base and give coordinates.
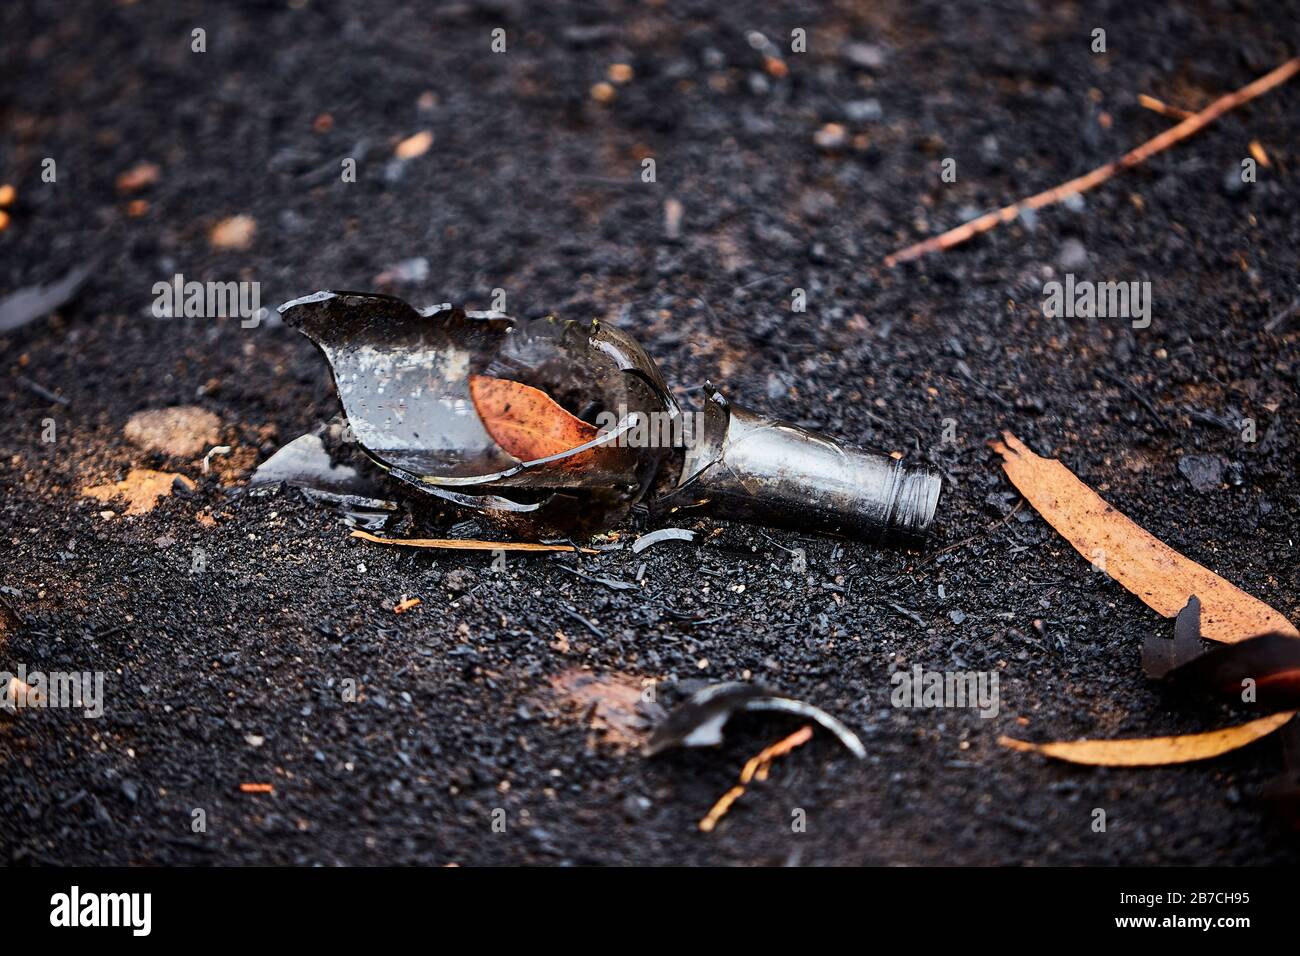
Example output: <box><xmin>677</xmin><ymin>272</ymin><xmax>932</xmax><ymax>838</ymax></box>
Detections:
<box><xmin>277</xmin><ymin>290</ymin><xmax>942</xmax><ymax>544</ymax></box>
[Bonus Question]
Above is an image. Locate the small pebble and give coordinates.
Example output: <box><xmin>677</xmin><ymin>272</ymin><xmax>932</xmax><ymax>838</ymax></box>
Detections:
<box><xmin>394</xmin><ymin>130</ymin><xmax>433</xmax><ymax>160</ymax></box>
<box><xmin>1178</xmin><ymin>454</ymin><xmax>1225</xmax><ymax>492</ymax></box>
<box><xmin>663</xmin><ymin>198</ymin><xmax>683</xmax><ymax>240</ymax></box>
<box><xmin>814</xmin><ymin>123</ymin><xmax>848</xmax><ymax>149</ymax></box>
<box><xmin>209</xmin><ymin>215</ymin><xmax>256</xmax><ymax>251</ymax></box>
<box><xmin>844</xmin><ymin>99</ymin><xmax>882</xmax><ymax>123</ymax></box>
<box><xmin>124</xmin><ymin>406</ymin><xmax>221</xmax><ymax>458</ymax></box>
<box><xmin>842</xmin><ymin>42</ymin><xmax>887</xmax><ymax>71</ymax></box>
<box><xmin>445</xmin><ymin>568</ymin><xmax>476</xmax><ymax>594</ymax></box>
<box><xmin>1221</xmin><ymin>165</ymin><xmax>1247</xmax><ymax>197</ymax></box>
<box><xmin>115</xmin><ymin>162</ymin><xmax>160</xmax><ymax>194</ymax></box>
<box><xmin>1057</xmin><ymin>238</ymin><xmax>1089</xmax><ymax>270</ymax></box>
<box><xmin>374</xmin><ymin>257</ymin><xmax>429</xmax><ymax>285</ymax></box>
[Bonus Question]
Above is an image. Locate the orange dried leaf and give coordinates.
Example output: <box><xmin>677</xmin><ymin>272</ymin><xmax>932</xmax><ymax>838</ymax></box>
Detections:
<box><xmin>83</xmin><ymin>469</ymin><xmax>196</xmax><ymax>516</ymax></box>
<box><xmin>999</xmin><ymin>711</ymin><xmax>1296</xmax><ymax>766</ymax></box>
<box><xmin>992</xmin><ymin>432</ymin><xmax>1297</xmax><ymax>644</ymax></box>
<box><xmin>469</xmin><ymin>374</ymin><xmax>598</xmax><ymax>463</ymax></box>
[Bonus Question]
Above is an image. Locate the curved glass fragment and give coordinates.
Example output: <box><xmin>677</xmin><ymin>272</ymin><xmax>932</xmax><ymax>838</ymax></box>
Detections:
<box><xmin>279</xmin><ymin>291</ymin><xmax>679</xmax><ymax>531</ymax></box>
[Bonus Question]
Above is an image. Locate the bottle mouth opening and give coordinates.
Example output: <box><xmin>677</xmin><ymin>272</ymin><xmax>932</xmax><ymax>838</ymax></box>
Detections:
<box><xmin>889</xmin><ymin>467</ymin><xmax>943</xmax><ymax>541</ymax></box>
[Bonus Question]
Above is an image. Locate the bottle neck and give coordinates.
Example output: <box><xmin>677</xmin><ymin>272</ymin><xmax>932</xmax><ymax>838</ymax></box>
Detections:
<box><xmin>659</xmin><ymin>398</ymin><xmax>941</xmax><ymax>543</ymax></box>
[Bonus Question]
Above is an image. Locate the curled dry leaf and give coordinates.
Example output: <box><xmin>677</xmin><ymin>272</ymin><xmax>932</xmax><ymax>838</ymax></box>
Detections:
<box><xmin>468</xmin><ymin>374</ymin><xmax>598</xmax><ymax>464</ymax></box>
<box><xmin>350</xmin><ymin>529</ymin><xmax>595</xmax><ymax>552</ymax></box>
<box><xmin>1162</xmin><ymin>639</ymin><xmax>1300</xmax><ymax>710</ymax></box>
<box><xmin>991</xmin><ymin>431</ymin><xmax>1297</xmax><ymax>644</ymax></box>
<box><xmin>1146</xmin><ymin>596</ymin><xmax>1300</xmax><ymax>713</ymax></box>
<box><xmin>1261</xmin><ymin>720</ymin><xmax>1300</xmax><ymax>830</ymax></box>
<box><xmin>1143</xmin><ymin>595</ymin><xmax>1207</xmax><ymax>679</ymax></box>
<box><xmin>999</xmin><ymin>711</ymin><xmax>1296</xmax><ymax>767</ymax></box>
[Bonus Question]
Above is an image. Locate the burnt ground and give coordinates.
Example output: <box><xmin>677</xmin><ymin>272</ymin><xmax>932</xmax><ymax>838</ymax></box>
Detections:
<box><xmin>1</xmin><ymin>0</ymin><xmax>1298</xmax><ymax>867</ymax></box>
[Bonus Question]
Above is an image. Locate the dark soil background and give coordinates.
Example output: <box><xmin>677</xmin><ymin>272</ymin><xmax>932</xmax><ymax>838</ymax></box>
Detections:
<box><xmin>2</xmin><ymin>0</ymin><xmax>1298</xmax><ymax>865</ymax></box>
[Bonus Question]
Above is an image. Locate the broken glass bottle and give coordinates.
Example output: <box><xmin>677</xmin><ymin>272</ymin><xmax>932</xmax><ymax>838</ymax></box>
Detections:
<box><xmin>279</xmin><ymin>291</ymin><xmax>941</xmax><ymax>543</ymax></box>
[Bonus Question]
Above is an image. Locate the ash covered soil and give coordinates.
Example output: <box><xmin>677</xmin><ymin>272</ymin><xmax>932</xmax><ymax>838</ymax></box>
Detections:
<box><xmin>2</xmin><ymin>0</ymin><xmax>1299</xmax><ymax>865</ymax></box>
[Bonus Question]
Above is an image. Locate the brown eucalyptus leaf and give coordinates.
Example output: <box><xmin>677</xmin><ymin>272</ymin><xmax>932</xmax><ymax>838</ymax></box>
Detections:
<box><xmin>999</xmin><ymin>711</ymin><xmax>1296</xmax><ymax>766</ymax></box>
<box><xmin>991</xmin><ymin>431</ymin><xmax>1297</xmax><ymax>644</ymax></box>
<box><xmin>469</xmin><ymin>374</ymin><xmax>599</xmax><ymax>464</ymax></box>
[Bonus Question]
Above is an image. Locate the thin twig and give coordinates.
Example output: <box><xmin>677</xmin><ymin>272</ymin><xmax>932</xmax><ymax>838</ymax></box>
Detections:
<box><xmin>881</xmin><ymin>500</ymin><xmax>1025</xmax><ymax>588</ymax></box>
<box><xmin>699</xmin><ymin>725</ymin><xmax>814</xmax><ymax>832</ymax></box>
<box><xmin>14</xmin><ymin>374</ymin><xmax>70</xmax><ymax>406</ymax></box>
<box><xmin>1137</xmin><ymin>93</ymin><xmax>1194</xmax><ymax>121</ymax></box>
<box><xmin>1097</xmin><ymin>368</ymin><xmax>1173</xmax><ymax>432</ymax></box>
<box><xmin>884</xmin><ymin>58</ymin><xmax>1300</xmax><ymax>267</ymax></box>
<box><xmin>954</xmin><ymin>359</ymin><xmax>1013</xmax><ymax>409</ymax></box>
<box><xmin>351</xmin><ymin>530</ymin><xmax>595</xmax><ymax>552</ymax></box>
<box><xmin>1265</xmin><ymin>296</ymin><xmax>1299</xmax><ymax>332</ymax></box>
